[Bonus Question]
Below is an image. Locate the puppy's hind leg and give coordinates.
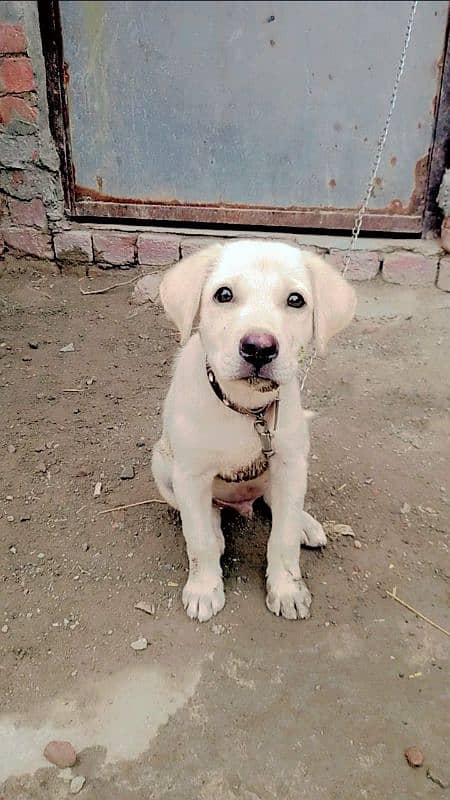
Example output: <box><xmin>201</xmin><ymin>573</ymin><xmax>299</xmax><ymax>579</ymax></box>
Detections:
<box><xmin>151</xmin><ymin>438</ymin><xmax>178</xmax><ymax>509</ymax></box>
<box><xmin>212</xmin><ymin>507</ymin><xmax>225</xmax><ymax>556</ymax></box>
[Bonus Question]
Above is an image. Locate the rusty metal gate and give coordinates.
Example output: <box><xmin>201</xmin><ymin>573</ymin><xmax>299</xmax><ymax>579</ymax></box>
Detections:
<box><xmin>42</xmin><ymin>0</ymin><xmax>450</xmax><ymax>233</ymax></box>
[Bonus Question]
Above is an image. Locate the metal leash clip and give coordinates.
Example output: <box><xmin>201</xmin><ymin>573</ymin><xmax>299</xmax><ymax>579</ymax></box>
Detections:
<box><xmin>254</xmin><ymin>415</ymin><xmax>275</xmax><ymax>458</ymax></box>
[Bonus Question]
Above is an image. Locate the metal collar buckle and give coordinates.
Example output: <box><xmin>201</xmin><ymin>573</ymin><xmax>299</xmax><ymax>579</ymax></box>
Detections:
<box><xmin>254</xmin><ymin>414</ymin><xmax>276</xmax><ymax>458</ymax></box>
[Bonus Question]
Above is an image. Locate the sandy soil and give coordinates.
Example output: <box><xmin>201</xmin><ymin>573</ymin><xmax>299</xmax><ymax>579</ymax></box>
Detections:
<box><xmin>0</xmin><ymin>260</ymin><xmax>449</xmax><ymax>799</ymax></box>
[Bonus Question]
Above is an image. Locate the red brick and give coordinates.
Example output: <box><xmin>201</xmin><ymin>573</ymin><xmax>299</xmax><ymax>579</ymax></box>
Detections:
<box><xmin>382</xmin><ymin>251</ymin><xmax>438</xmax><ymax>286</ymax></box>
<box><xmin>0</xmin><ymin>24</ymin><xmax>26</xmax><ymax>54</ymax></box>
<box><xmin>437</xmin><ymin>256</ymin><xmax>450</xmax><ymax>292</ymax></box>
<box><xmin>327</xmin><ymin>249</ymin><xmax>379</xmax><ymax>281</ymax></box>
<box><xmin>180</xmin><ymin>236</ymin><xmax>225</xmax><ymax>258</ymax></box>
<box><xmin>0</xmin><ymin>56</ymin><xmax>35</xmax><ymax>93</ymax></box>
<box><xmin>137</xmin><ymin>233</ymin><xmax>180</xmax><ymax>266</ymax></box>
<box><xmin>4</xmin><ymin>228</ymin><xmax>53</xmax><ymax>259</ymax></box>
<box><xmin>441</xmin><ymin>217</ymin><xmax>450</xmax><ymax>254</ymax></box>
<box><xmin>9</xmin><ymin>198</ymin><xmax>46</xmax><ymax>228</ymax></box>
<box><xmin>92</xmin><ymin>231</ymin><xmax>136</xmax><ymax>266</ymax></box>
<box><xmin>0</xmin><ymin>194</ymin><xmax>7</xmax><ymax>222</ymax></box>
<box><xmin>54</xmin><ymin>231</ymin><xmax>93</xmax><ymax>264</ymax></box>
<box><xmin>0</xmin><ymin>95</ymin><xmax>37</xmax><ymax>125</ymax></box>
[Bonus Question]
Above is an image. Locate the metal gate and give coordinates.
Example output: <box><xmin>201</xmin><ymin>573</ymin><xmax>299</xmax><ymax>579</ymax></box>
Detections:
<box><xmin>43</xmin><ymin>0</ymin><xmax>450</xmax><ymax>232</ymax></box>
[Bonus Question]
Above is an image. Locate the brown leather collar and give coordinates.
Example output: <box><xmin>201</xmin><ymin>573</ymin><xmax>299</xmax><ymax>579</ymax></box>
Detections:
<box><xmin>206</xmin><ymin>363</ymin><xmax>279</xmax><ymax>457</ymax></box>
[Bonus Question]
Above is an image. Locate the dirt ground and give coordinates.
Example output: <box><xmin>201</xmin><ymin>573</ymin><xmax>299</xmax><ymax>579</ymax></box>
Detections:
<box><xmin>1</xmin><ymin>259</ymin><xmax>449</xmax><ymax>800</ymax></box>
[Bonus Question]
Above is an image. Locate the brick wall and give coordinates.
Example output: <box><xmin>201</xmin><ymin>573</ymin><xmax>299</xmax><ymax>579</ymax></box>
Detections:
<box><xmin>0</xmin><ymin>3</ymin><xmax>448</xmax><ymax>292</ymax></box>
<box><xmin>0</xmin><ymin>3</ymin><xmax>63</xmax><ymax>261</ymax></box>
<box><xmin>52</xmin><ymin>227</ymin><xmax>447</xmax><ymax>289</ymax></box>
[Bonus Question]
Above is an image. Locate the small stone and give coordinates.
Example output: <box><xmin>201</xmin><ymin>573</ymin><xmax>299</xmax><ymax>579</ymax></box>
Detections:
<box><xmin>19</xmin><ymin>513</ymin><xmax>31</xmax><ymax>522</ymax></box>
<box><xmin>130</xmin><ymin>636</ymin><xmax>148</xmax><ymax>651</ymax></box>
<box><xmin>47</xmin><ymin>394</ymin><xmax>56</xmax><ymax>401</ymax></box>
<box><xmin>36</xmin><ymin>461</ymin><xmax>47</xmax><ymax>473</ymax></box>
<box><xmin>130</xmin><ymin>273</ymin><xmax>162</xmax><ymax>305</ymax></box>
<box><xmin>93</xmin><ymin>481</ymin><xmax>102</xmax><ymax>498</ymax></box>
<box><xmin>212</xmin><ymin>623</ymin><xmax>226</xmax><ymax>635</ymax></box>
<box><xmin>354</xmin><ymin>540</ymin><xmax>362</xmax><ymax>549</ymax></box>
<box><xmin>76</xmin><ymin>467</ymin><xmax>90</xmax><ymax>477</ymax></box>
<box><xmin>2</xmin><ymin>625</ymin><xmax>9</xmax><ymax>633</ymax></box>
<box><xmin>58</xmin><ymin>767</ymin><xmax>73</xmax><ymax>782</ymax></box>
<box><xmin>6</xmin><ymin>495</ymin><xmax>13</xmax><ymax>501</ymax></box>
<box><xmin>82</xmin><ymin>542</ymin><xmax>89</xmax><ymax>552</ymax></box>
<box><xmin>7</xmin><ymin>444</ymin><xmax>16</xmax><ymax>454</ymax></box>
<box><xmin>86</xmin><ymin>377</ymin><xmax>95</xmax><ymax>386</ymax></box>
<box><xmin>60</xmin><ymin>343</ymin><xmax>75</xmax><ymax>353</ymax></box>
<box><xmin>35</xmin><ymin>443</ymin><xmax>46</xmax><ymax>452</ymax></box>
<box><xmin>70</xmin><ymin>775</ymin><xmax>86</xmax><ymax>794</ymax></box>
<box><xmin>73</xmin><ymin>408</ymin><xmax>80</xmax><ymax>415</ymax></box>
<box><xmin>28</xmin><ymin>341</ymin><xmax>39</xmax><ymax>349</ymax></box>
<box><xmin>400</xmin><ymin>502</ymin><xmax>411</xmax><ymax>515</ymax></box>
<box><xmin>44</xmin><ymin>740</ymin><xmax>77</xmax><ymax>768</ymax></box>
<box><xmin>120</xmin><ymin>464</ymin><xmax>135</xmax><ymax>480</ymax></box>
<box><xmin>22</xmin><ymin>355</ymin><xmax>32</xmax><ymax>362</ymax></box>
<box><xmin>136</xmin><ymin>438</ymin><xmax>145</xmax><ymax>448</ymax></box>
<box><xmin>7</xmin><ymin>515</ymin><xmax>14</xmax><ymax>522</ymax></box>
<box><xmin>9</xmin><ymin>545</ymin><xmax>17</xmax><ymax>554</ymax></box>
<box><xmin>404</xmin><ymin>746</ymin><xmax>424</xmax><ymax>767</ymax></box>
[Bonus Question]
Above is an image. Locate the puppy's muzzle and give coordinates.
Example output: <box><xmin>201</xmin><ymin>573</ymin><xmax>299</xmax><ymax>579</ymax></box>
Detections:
<box><xmin>239</xmin><ymin>332</ymin><xmax>279</xmax><ymax>369</ymax></box>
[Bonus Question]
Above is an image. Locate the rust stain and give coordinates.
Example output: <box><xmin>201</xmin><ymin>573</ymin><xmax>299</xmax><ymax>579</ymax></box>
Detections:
<box><xmin>74</xmin><ymin>199</ymin><xmax>422</xmax><ymax>234</ymax></box>
<box><xmin>407</xmin><ymin>153</ymin><xmax>429</xmax><ymax>214</ymax></box>
<box><xmin>390</xmin><ymin>156</ymin><xmax>397</xmax><ymax>167</ymax></box>
<box><xmin>75</xmin><ymin>152</ymin><xmax>428</xmax><ymax>217</ymax></box>
<box><xmin>63</xmin><ymin>60</ymin><xmax>70</xmax><ymax>86</ymax></box>
<box><xmin>374</xmin><ymin>176</ymin><xmax>383</xmax><ymax>188</ymax></box>
<box><xmin>96</xmin><ymin>175</ymin><xmax>103</xmax><ymax>193</ymax></box>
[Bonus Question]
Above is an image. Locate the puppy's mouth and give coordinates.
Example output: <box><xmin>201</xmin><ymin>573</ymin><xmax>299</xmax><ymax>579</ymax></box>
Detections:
<box><xmin>233</xmin><ymin>360</ymin><xmax>280</xmax><ymax>388</ymax></box>
<box><xmin>244</xmin><ymin>375</ymin><xmax>279</xmax><ymax>392</ymax></box>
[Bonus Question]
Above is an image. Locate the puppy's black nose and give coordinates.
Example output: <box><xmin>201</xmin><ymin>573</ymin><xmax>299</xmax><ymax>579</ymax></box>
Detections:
<box><xmin>239</xmin><ymin>332</ymin><xmax>279</xmax><ymax>367</ymax></box>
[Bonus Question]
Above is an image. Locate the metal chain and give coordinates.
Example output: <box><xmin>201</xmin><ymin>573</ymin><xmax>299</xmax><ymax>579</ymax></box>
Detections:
<box><xmin>300</xmin><ymin>0</ymin><xmax>419</xmax><ymax>391</ymax></box>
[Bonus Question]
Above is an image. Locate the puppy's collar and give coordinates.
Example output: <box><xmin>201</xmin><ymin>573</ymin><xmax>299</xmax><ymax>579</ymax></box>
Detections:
<box><xmin>206</xmin><ymin>363</ymin><xmax>279</xmax><ymax>458</ymax></box>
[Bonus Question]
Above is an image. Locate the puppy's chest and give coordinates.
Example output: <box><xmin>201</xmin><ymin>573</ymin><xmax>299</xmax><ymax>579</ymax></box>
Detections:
<box><xmin>212</xmin><ymin>421</ymin><xmax>269</xmax><ymax>482</ymax></box>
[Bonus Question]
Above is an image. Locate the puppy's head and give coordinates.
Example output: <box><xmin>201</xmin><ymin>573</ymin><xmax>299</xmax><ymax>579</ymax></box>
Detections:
<box><xmin>160</xmin><ymin>240</ymin><xmax>356</xmax><ymax>387</ymax></box>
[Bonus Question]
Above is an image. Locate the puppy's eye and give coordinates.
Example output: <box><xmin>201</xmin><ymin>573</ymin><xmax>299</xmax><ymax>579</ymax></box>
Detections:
<box><xmin>214</xmin><ymin>286</ymin><xmax>233</xmax><ymax>303</ymax></box>
<box><xmin>287</xmin><ymin>292</ymin><xmax>306</xmax><ymax>309</ymax></box>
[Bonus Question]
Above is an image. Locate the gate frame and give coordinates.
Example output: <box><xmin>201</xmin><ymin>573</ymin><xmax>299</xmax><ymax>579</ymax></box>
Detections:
<box><xmin>39</xmin><ymin>0</ymin><xmax>450</xmax><ymax>236</ymax></box>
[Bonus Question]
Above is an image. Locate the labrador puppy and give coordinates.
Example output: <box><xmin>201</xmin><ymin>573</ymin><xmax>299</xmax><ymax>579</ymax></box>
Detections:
<box><xmin>152</xmin><ymin>240</ymin><xmax>356</xmax><ymax>622</ymax></box>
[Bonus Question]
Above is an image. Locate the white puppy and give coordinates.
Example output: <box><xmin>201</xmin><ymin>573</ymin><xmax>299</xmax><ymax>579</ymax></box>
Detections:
<box><xmin>152</xmin><ymin>240</ymin><xmax>356</xmax><ymax>622</ymax></box>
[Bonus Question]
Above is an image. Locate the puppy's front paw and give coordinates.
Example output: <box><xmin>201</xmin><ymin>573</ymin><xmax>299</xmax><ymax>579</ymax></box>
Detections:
<box><xmin>266</xmin><ymin>574</ymin><xmax>312</xmax><ymax>620</ymax></box>
<box><xmin>182</xmin><ymin>574</ymin><xmax>225</xmax><ymax>622</ymax></box>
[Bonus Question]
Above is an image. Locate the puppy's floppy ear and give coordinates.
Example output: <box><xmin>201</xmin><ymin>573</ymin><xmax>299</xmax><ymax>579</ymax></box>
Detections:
<box><xmin>159</xmin><ymin>245</ymin><xmax>222</xmax><ymax>344</ymax></box>
<box><xmin>304</xmin><ymin>253</ymin><xmax>357</xmax><ymax>355</ymax></box>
